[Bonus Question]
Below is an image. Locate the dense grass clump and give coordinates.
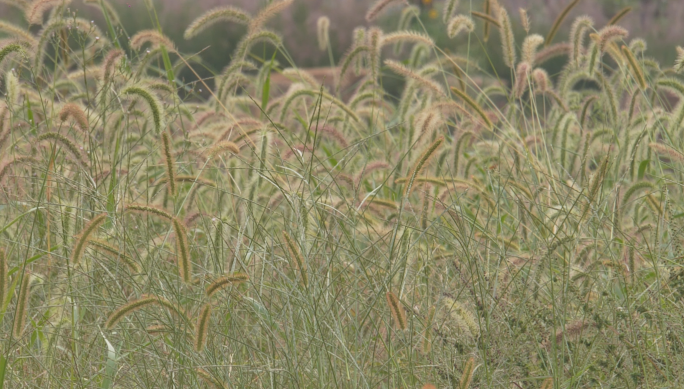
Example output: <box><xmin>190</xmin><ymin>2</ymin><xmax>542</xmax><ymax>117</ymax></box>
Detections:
<box><xmin>1</xmin><ymin>0</ymin><xmax>684</xmax><ymax>387</ymax></box>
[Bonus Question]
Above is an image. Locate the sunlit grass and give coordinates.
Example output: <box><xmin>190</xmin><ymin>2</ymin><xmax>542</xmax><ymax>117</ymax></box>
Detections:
<box><xmin>0</xmin><ymin>0</ymin><xmax>683</xmax><ymax>388</ymax></box>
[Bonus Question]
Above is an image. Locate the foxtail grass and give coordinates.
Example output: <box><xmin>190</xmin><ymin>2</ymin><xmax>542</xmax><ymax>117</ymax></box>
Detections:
<box><xmin>205</xmin><ymin>273</ymin><xmax>249</xmax><ymax>297</ymax></box>
<box><xmin>194</xmin><ymin>303</ymin><xmax>212</xmax><ymax>351</ymax></box>
<box><xmin>71</xmin><ymin>213</ymin><xmax>107</xmax><ymax>265</ymax></box>
<box><xmin>12</xmin><ymin>272</ymin><xmax>31</xmax><ymax>337</ymax></box>
<box><xmin>545</xmin><ymin>0</ymin><xmax>580</xmax><ymax>46</ymax></box>
<box><xmin>183</xmin><ymin>6</ymin><xmax>250</xmax><ymax>40</ymax></box>
<box><xmin>386</xmin><ymin>291</ymin><xmax>407</xmax><ymax>330</ymax></box>
<box><xmin>404</xmin><ymin>136</ymin><xmax>444</xmax><ymax>197</ymax></box>
<box><xmin>282</xmin><ymin>231</ymin><xmax>307</xmax><ymax>287</ymax></box>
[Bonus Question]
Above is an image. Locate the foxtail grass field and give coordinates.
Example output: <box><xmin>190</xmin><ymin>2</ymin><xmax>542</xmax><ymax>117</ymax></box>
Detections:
<box><xmin>0</xmin><ymin>0</ymin><xmax>683</xmax><ymax>387</ymax></box>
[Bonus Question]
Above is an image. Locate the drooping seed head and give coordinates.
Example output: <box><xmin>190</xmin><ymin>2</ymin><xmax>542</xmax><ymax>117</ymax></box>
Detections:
<box><xmin>248</xmin><ymin>0</ymin><xmax>293</xmax><ymax>33</ymax></box>
<box><xmin>130</xmin><ymin>30</ymin><xmax>176</xmax><ymax>52</ymax></box>
<box><xmin>205</xmin><ymin>273</ymin><xmax>249</xmax><ymax>297</ymax></box>
<box><xmin>184</xmin><ymin>6</ymin><xmax>251</xmax><ymax>40</ymax></box>
<box><xmin>121</xmin><ymin>85</ymin><xmax>164</xmax><ymax>133</ymax></box>
<box><xmin>366</xmin><ymin>0</ymin><xmax>406</xmax><ymax>22</ymax></box>
<box><xmin>597</xmin><ymin>25</ymin><xmax>628</xmax><ymax>52</ymax></box>
<box><xmin>447</xmin><ymin>15</ymin><xmax>474</xmax><ymax>39</ymax></box>
<box><xmin>26</xmin><ymin>0</ymin><xmax>72</xmax><ymax>25</ymax></box>
<box><xmin>71</xmin><ymin>212</ymin><xmax>108</xmax><ymax>265</ymax></box>
<box><xmin>59</xmin><ymin>103</ymin><xmax>89</xmax><ymax>132</ymax></box>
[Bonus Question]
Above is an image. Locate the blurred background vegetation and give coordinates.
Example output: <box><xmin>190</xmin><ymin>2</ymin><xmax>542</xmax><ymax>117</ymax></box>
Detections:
<box><xmin>0</xmin><ymin>0</ymin><xmax>678</xmax><ymax>93</ymax></box>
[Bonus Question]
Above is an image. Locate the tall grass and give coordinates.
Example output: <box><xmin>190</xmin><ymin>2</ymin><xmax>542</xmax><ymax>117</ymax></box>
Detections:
<box><xmin>0</xmin><ymin>0</ymin><xmax>683</xmax><ymax>387</ymax></box>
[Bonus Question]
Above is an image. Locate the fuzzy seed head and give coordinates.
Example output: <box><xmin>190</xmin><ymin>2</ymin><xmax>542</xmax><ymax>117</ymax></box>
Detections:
<box><xmin>26</xmin><ymin>0</ymin><xmax>72</xmax><ymax>25</ymax></box>
<box><xmin>12</xmin><ymin>272</ymin><xmax>31</xmax><ymax>337</ymax></box>
<box><xmin>404</xmin><ymin>136</ymin><xmax>444</xmax><ymax>197</ymax></box>
<box><xmin>59</xmin><ymin>103</ymin><xmax>89</xmax><ymax>132</ymax></box>
<box><xmin>458</xmin><ymin>357</ymin><xmax>475</xmax><ymax>389</ymax></box>
<box><xmin>629</xmin><ymin>38</ymin><xmax>647</xmax><ymax>54</ymax></box>
<box><xmin>317</xmin><ymin>16</ymin><xmax>330</xmax><ymax>51</ymax></box>
<box><xmin>234</xmin><ymin>29</ymin><xmax>282</xmax><ymax>60</ymax></box>
<box><xmin>532</xmin><ymin>68</ymin><xmax>551</xmax><ymax>92</ymax></box>
<box><xmin>381</xmin><ymin>31</ymin><xmax>434</xmax><ymax>48</ymax></box>
<box><xmin>71</xmin><ymin>213</ymin><xmax>107</xmax><ymax>265</ymax></box>
<box><xmin>385</xmin><ymin>59</ymin><xmax>445</xmax><ymax>96</ymax></box>
<box><xmin>366</xmin><ymin>0</ymin><xmax>406</xmax><ymax>22</ymax></box>
<box><xmin>621</xmin><ymin>45</ymin><xmax>647</xmax><ymax>90</ymax></box>
<box><xmin>121</xmin><ymin>85</ymin><xmax>164</xmax><ymax>133</ymax></box>
<box><xmin>206</xmin><ymin>141</ymin><xmax>239</xmax><ymax>160</ymax></box>
<box><xmin>519</xmin><ymin>8</ymin><xmax>530</xmax><ymax>33</ymax></box>
<box><xmin>521</xmin><ymin>34</ymin><xmax>544</xmax><ymax>65</ymax></box>
<box><xmin>496</xmin><ymin>6</ymin><xmax>516</xmax><ymax>68</ymax></box>
<box><xmin>367</xmin><ymin>27</ymin><xmax>382</xmax><ymax>81</ymax></box>
<box><xmin>649</xmin><ymin>142</ymin><xmax>684</xmax><ymax>163</ymax></box>
<box><xmin>5</xmin><ymin>70</ymin><xmax>19</xmax><ymax>107</ymax></box>
<box><xmin>412</xmin><ymin>110</ymin><xmax>441</xmax><ymax>146</ymax></box>
<box><xmin>105</xmin><ymin>295</ymin><xmax>158</xmax><ymax>329</ymax></box>
<box><xmin>130</xmin><ymin>30</ymin><xmax>176</xmax><ymax>52</ymax></box>
<box><xmin>442</xmin><ymin>0</ymin><xmax>460</xmax><ymax>24</ymax></box>
<box><xmin>172</xmin><ymin>217</ymin><xmax>192</xmax><ymax>283</ymax></box>
<box><xmin>597</xmin><ymin>25</ymin><xmax>628</xmax><ymax>52</ymax></box>
<box><xmin>447</xmin><ymin>15</ymin><xmax>474</xmax><ymax>39</ymax></box>
<box><xmin>545</xmin><ymin>0</ymin><xmax>580</xmax><ymax>46</ymax></box>
<box><xmin>0</xmin><ymin>43</ymin><xmax>25</xmax><ymax>68</ymax></box>
<box><xmin>196</xmin><ymin>368</ymin><xmax>226</xmax><ymax>389</ymax></box>
<box><xmin>249</xmin><ymin>0</ymin><xmax>293</xmax><ymax>33</ymax></box>
<box><xmin>535</xmin><ymin>42</ymin><xmax>571</xmax><ymax>65</ymax></box>
<box><xmin>88</xmin><ymin>239</ymin><xmax>139</xmax><ymax>272</ymax></box>
<box><xmin>205</xmin><ymin>273</ymin><xmax>249</xmax><ymax>297</ymax></box>
<box><xmin>194</xmin><ymin>304</ymin><xmax>212</xmax><ymax>351</ymax></box>
<box><xmin>607</xmin><ymin>6</ymin><xmax>632</xmax><ymax>26</ymax></box>
<box><xmin>514</xmin><ymin>61</ymin><xmax>531</xmax><ymax>98</ymax></box>
<box><xmin>161</xmin><ymin>131</ymin><xmax>176</xmax><ymax>196</ymax></box>
<box><xmin>184</xmin><ymin>6</ymin><xmax>251</xmax><ymax>40</ymax></box>
<box><xmin>386</xmin><ymin>291</ymin><xmax>407</xmax><ymax>330</ymax></box>
<box><xmin>102</xmin><ymin>49</ymin><xmax>124</xmax><ymax>84</ymax></box>
<box><xmin>36</xmin><ymin>132</ymin><xmax>88</xmax><ymax>167</ymax></box>
<box><xmin>0</xmin><ymin>21</ymin><xmax>37</xmax><ymax>45</ymax></box>
<box><xmin>450</xmin><ymin>86</ymin><xmax>493</xmax><ymax>130</ymax></box>
<box><xmin>282</xmin><ymin>231</ymin><xmax>307</xmax><ymax>287</ymax></box>
<box><xmin>675</xmin><ymin>46</ymin><xmax>684</xmax><ymax>73</ymax></box>
<box><xmin>125</xmin><ymin>203</ymin><xmax>174</xmax><ymax>220</ymax></box>
<box><xmin>569</xmin><ymin>16</ymin><xmax>593</xmax><ymax>66</ymax></box>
